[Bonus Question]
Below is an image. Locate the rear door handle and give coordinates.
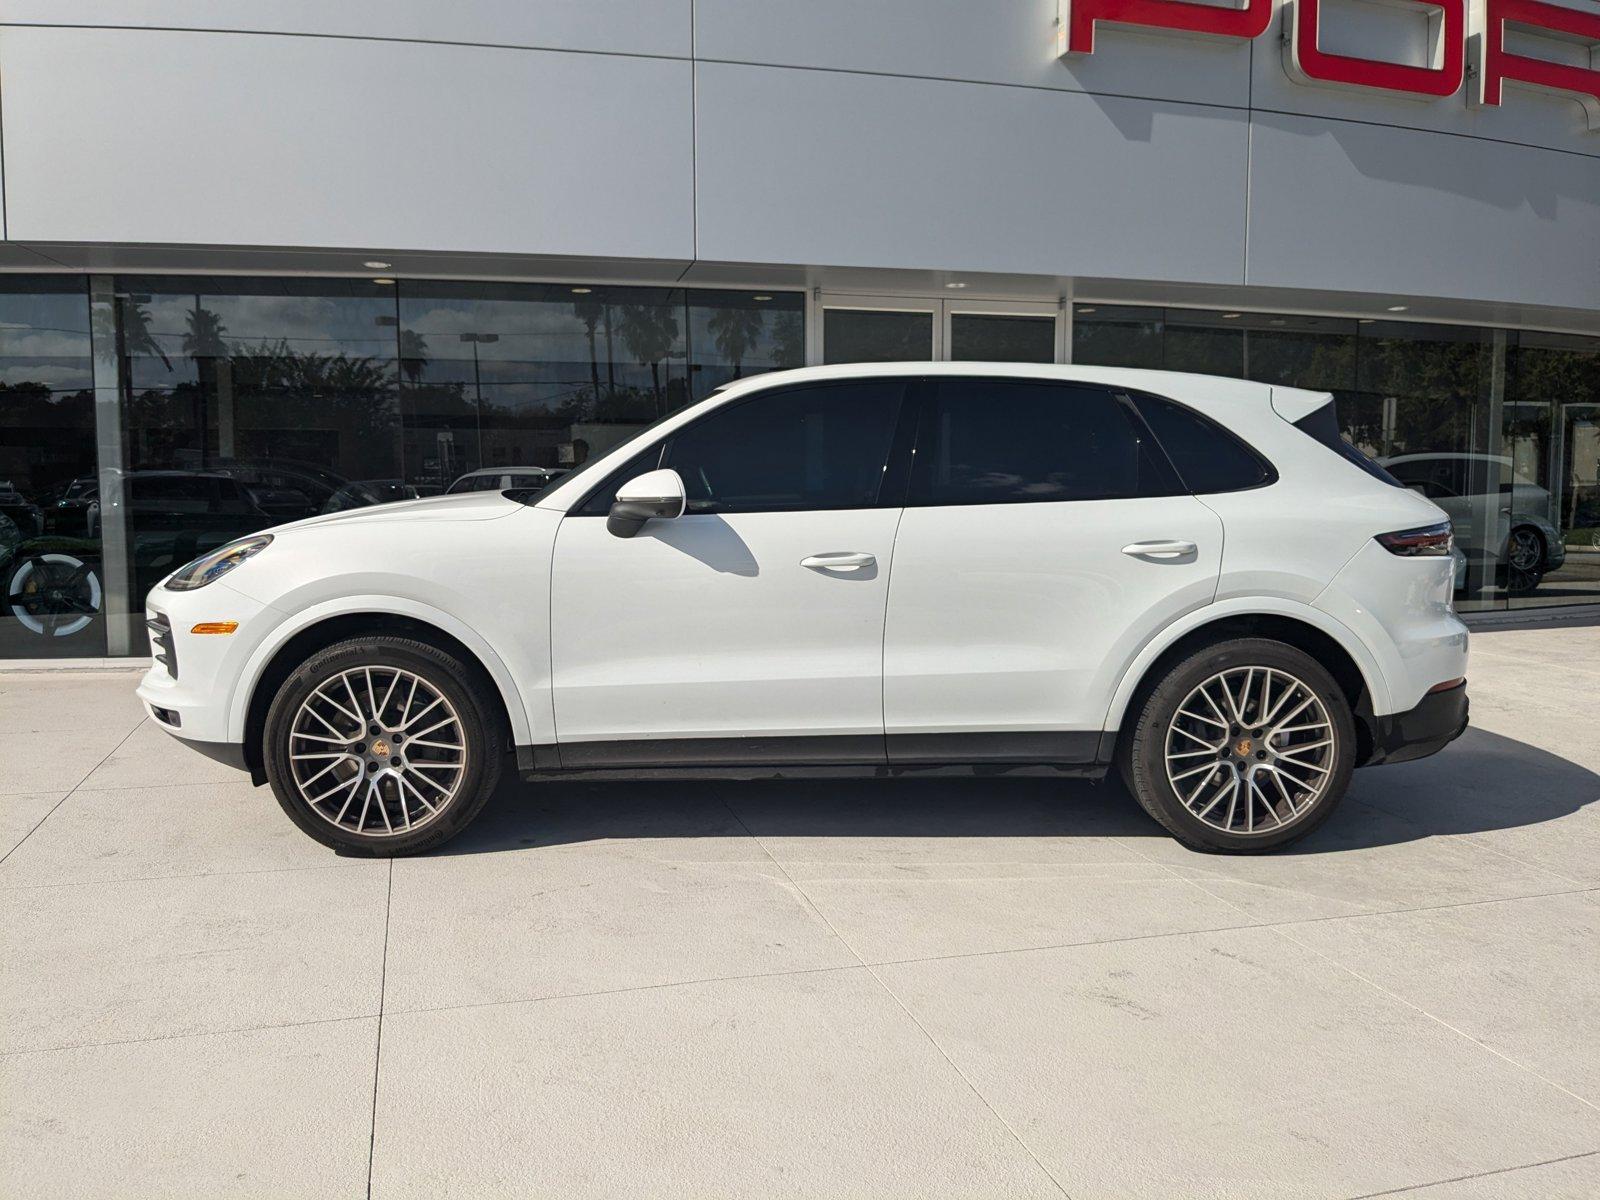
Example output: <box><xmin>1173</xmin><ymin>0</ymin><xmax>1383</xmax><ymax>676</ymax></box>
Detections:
<box><xmin>801</xmin><ymin>552</ymin><xmax>876</xmax><ymax>571</ymax></box>
<box><xmin>1122</xmin><ymin>540</ymin><xmax>1196</xmax><ymax>560</ymax></box>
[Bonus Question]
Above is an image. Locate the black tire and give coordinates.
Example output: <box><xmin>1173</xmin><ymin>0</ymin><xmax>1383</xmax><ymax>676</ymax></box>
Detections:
<box><xmin>1504</xmin><ymin>526</ymin><xmax>1546</xmax><ymax>596</ymax></box>
<box><xmin>263</xmin><ymin>636</ymin><xmax>505</xmax><ymax>856</ymax></box>
<box><xmin>1118</xmin><ymin>637</ymin><xmax>1356</xmax><ymax>853</ymax></box>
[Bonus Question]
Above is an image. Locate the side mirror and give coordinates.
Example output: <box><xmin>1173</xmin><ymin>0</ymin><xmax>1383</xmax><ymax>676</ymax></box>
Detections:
<box><xmin>607</xmin><ymin>468</ymin><xmax>687</xmax><ymax>538</ymax></box>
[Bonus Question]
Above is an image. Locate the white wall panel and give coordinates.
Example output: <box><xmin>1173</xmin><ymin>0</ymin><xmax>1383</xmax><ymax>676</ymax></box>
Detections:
<box><xmin>0</xmin><ymin>27</ymin><xmax>695</xmax><ymax>259</ymax></box>
<box><xmin>1245</xmin><ymin>112</ymin><xmax>1600</xmax><ymax>311</ymax></box>
<box><xmin>1250</xmin><ymin>0</ymin><xmax>1600</xmax><ymax>159</ymax></box>
<box><xmin>694</xmin><ymin>0</ymin><xmax>1251</xmax><ymax>110</ymax></box>
<box><xmin>694</xmin><ymin>62</ymin><xmax>1249</xmax><ymax>285</ymax></box>
<box><xmin>0</xmin><ymin>0</ymin><xmax>692</xmax><ymax>59</ymax></box>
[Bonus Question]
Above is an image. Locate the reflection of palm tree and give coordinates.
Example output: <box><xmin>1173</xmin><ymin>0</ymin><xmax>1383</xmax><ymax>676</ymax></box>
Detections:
<box><xmin>573</xmin><ymin>298</ymin><xmax>605</xmax><ymax>406</ymax></box>
<box><xmin>618</xmin><ymin>304</ymin><xmax>680</xmax><ymax>416</ymax></box>
<box><xmin>398</xmin><ymin>328</ymin><xmax>429</xmax><ymax>385</ymax></box>
<box><xmin>182</xmin><ymin>304</ymin><xmax>228</xmax><ymax>360</ymax></box>
<box><xmin>113</xmin><ymin>297</ymin><xmax>172</xmax><ymax>371</ymax></box>
<box><xmin>707</xmin><ymin>306</ymin><xmax>763</xmax><ymax>380</ymax></box>
<box><xmin>183</xmin><ymin>302</ymin><xmax>230</xmax><ymax>462</ymax></box>
<box><xmin>771</xmin><ymin>310</ymin><xmax>804</xmax><ymax>370</ymax></box>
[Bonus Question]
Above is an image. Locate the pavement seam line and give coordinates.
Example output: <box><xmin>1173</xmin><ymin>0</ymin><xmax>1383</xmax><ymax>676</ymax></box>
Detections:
<box><xmin>1170</xmin><ymin>867</ymin><xmax>1600</xmax><ymax>1119</ymax></box>
<box><xmin>0</xmin><ymin>1011</ymin><xmax>380</xmax><ymax>1058</ymax></box>
<box><xmin>0</xmin><ymin>859</ymin><xmax>379</xmax><ymax>891</ymax></box>
<box><xmin>0</xmin><ymin>716</ymin><xmax>149</xmax><ymax>867</ymax></box>
<box><xmin>1345</xmin><ymin>794</ymin><xmax>1591</xmax><ymax>889</ymax></box>
<box><xmin>366</xmin><ymin>859</ymin><xmax>393</xmax><ymax>1200</ymax></box>
<box><xmin>368</xmin><ymin>882</ymin><xmax>1599</xmax><ymax>1022</ymax></box>
<box><xmin>1343</xmin><ymin>1147</ymin><xmax>1600</xmax><ymax>1198</ymax></box>
<box><xmin>717</xmin><ymin>794</ymin><xmax>1077</xmax><ymax>1200</ymax></box>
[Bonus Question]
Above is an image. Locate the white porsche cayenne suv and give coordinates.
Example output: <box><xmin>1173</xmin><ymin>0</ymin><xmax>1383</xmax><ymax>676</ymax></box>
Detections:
<box><xmin>138</xmin><ymin>364</ymin><xmax>1468</xmax><ymax>856</ymax></box>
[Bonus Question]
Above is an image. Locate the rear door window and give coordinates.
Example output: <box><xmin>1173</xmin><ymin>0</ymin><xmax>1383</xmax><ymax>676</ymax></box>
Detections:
<box><xmin>909</xmin><ymin>379</ymin><xmax>1179</xmax><ymax>505</ymax></box>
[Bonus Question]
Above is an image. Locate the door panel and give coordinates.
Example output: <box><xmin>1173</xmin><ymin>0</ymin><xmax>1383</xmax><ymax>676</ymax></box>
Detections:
<box><xmin>883</xmin><ymin>497</ymin><xmax>1222</xmax><ymax>748</ymax></box>
<box><xmin>551</xmin><ymin>508</ymin><xmax>901</xmax><ymax>751</ymax></box>
<box><xmin>881</xmin><ymin>376</ymin><xmax>1222</xmax><ymax>755</ymax></box>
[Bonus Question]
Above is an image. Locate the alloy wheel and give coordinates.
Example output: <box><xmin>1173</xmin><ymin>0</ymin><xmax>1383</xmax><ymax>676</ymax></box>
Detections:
<box><xmin>1163</xmin><ymin>666</ymin><xmax>1336</xmax><ymax>836</ymax></box>
<box><xmin>288</xmin><ymin>666</ymin><xmax>467</xmax><ymax>838</ymax></box>
<box><xmin>1505</xmin><ymin>528</ymin><xmax>1543</xmax><ymax>595</ymax></box>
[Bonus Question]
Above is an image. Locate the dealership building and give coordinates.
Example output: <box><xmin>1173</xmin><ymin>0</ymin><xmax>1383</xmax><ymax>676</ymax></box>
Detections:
<box><xmin>0</xmin><ymin>0</ymin><xmax>1597</xmax><ymax>660</ymax></box>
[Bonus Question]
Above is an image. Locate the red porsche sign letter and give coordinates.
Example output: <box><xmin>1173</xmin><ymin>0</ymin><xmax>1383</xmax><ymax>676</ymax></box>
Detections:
<box><xmin>1286</xmin><ymin>0</ymin><xmax>1466</xmax><ymax>98</ymax></box>
<box><xmin>1059</xmin><ymin>0</ymin><xmax>1272</xmax><ymax>55</ymax></box>
<box><xmin>1473</xmin><ymin>0</ymin><xmax>1600</xmax><ymax>129</ymax></box>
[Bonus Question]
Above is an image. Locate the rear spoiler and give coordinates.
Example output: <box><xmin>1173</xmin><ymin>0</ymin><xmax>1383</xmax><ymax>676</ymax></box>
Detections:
<box><xmin>1269</xmin><ymin>386</ymin><xmax>1333</xmax><ymax>425</ymax></box>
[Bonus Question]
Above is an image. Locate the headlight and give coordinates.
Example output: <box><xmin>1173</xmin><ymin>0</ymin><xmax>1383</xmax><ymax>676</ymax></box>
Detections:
<box><xmin>164</xmin><ymin>535</ymin><xmax>273</xmax><ymax>592</ymax></box>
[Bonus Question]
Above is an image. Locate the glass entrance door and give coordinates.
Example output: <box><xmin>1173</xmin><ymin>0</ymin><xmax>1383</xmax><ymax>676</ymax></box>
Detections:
<box><xmin>820</xmin><ymin>296</ymin><xmax>1061</xmax><ymax>365</ymax></box>
<box><xmin>822</xmin><ymin>299</ymin><xmax>940</xmax><ymax>364</ymax></box>
<box><xmin>946</xmin><ymin>300</ymin><xmax>1060</xmax><ymax>363</ymax></box>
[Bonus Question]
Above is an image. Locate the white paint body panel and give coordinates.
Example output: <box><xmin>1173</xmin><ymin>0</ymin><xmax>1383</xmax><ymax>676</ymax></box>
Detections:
<box><xmin>884</xmin><ymin>497</ymin><xmax>1223</xmax><ymax>735</ymax></box>
<box><xmin>550</xmin><ymin>509</ymin><xmax>901</xmax><ymax>743</ymax></box>
<box><xmin>137</xmin><ymin>364</ymin><xmax>1468</xmax><ymax>768</ymax></box>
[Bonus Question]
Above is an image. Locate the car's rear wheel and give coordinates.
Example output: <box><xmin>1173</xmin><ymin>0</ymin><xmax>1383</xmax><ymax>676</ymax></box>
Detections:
<box><xmin>1119</xmin><ymin>638</ymin><xmax>1356</xmax><ymax>853</ymax></box>
<box><xmin>263</xmin><ymin>636</ymin><xmax>504</xmax><ymax>856</ymax></box>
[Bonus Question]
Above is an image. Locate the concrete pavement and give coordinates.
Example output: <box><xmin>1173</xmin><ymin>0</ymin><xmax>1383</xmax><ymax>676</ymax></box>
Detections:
<box><xmin>2</xmin><ymin>625</ymin><xmax>1598</xmax><ymax>1197</ymax></box>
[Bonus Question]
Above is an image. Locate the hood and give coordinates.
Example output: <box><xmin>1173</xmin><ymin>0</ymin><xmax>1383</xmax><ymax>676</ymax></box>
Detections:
<box><xmin>270</xmin><ymin>490</ymin><xmax>522</xmax><ymax>534</ymax></box>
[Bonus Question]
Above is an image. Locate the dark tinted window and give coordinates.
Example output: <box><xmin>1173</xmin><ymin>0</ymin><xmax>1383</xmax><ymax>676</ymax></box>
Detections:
<box><xmin>661</xmin><ymin>382</ymin><xmax>904</xmax><ymax>513</ymax></box>
<box><xmin>911</xmin><ymin>380</ymin><xmax>1177</xmax><ymax>505</ymax></box>
<box><xmin>1129</xmin><ymin>391</ymin><xmax>1276</xmax><ymax>494</ymax></box>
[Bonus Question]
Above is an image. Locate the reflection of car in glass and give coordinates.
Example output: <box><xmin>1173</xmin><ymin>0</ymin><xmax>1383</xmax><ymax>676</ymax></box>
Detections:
<box><xmin>445</xmin><ymin>466</ymin><xmax>568</xmax><ymax>495</ymax></box>
<box><xmin>47</xmin><ymin>476</ymin><xmax>99</xmax><ymax>537</ymax></box>
<box><xmin>1379</xmin><ymin>452</ymin><xmax>1565</xmax><ymax>595</ymax></box>
<box><xmin>0</xmin><ymin>510</ymin><xmax>20</xmax><ymax>562</ymax></box>
<box><xmin>141</xmin><ymin>364</ymin><xmax>1469</xmax><ymax>859</ymax></box>
<box><xmin>322</xmin><ymin>480</ymin><xmax>419</xmax><ymax>514</ymax></box>
<box><xmin>211</xmin><ymin>460</ymin><xmax>345</xmax><ymax>523</ymax></box>
<box><xmin>0</xmin><ymin>482</ymin><xmax>45</xmax><ymax>539</ymax></box>
<box><xmin>5</xmin><ymin>471</ymin><xmax>273</xmax><ymax>640</ymax></box>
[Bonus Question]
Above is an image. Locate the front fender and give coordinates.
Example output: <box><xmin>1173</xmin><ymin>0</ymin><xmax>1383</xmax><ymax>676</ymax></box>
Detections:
<box><xmin>1100</xmin><ymin>597</ymin><xmax>1390</xmax><ymax>732</ymax></box>
<box><xmin>223</xmin><ymin>594</ymin><xmax>542</xmax><ymax>746</ymax></box>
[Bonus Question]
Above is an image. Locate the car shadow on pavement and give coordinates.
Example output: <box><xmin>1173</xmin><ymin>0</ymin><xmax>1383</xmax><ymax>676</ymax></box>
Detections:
<box><xmin>430</xmin><ymin>727</ymin><xmax>1598</xmax><ymax>858</ymax></box>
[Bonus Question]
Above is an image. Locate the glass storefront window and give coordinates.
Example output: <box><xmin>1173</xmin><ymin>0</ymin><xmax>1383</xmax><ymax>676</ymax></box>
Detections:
<box><xmin>399</xmin><ymin>282</ymin><xmax>691</xmax><ymax>490</ymax></box>
<box><xmin>398</xmin><ymin>284</ymin><xmax>801</xmax><ymax>491</ymax></box>
<box><xmin>1504</xmin><ymin>333</ymin><xmax>1600</xmax><ymax>609</ymax></box>
<box><xmin>8</xmin><ymin>277</ymin><xmax>1600</xmax><ymax>660</ymax></box>
<box><xmin>1071</xmin><ymin>305</ymin><xmax>1161</xmax><ymax>369</ymax></box>
<box><xmin>0</xmin><ymin>278</ymin><xmax>103</xmax><ymax>657</ymax></box>
<box><xmin>687</xmin><ymin>290</ymin><xmax>805</xmax><ymax>394</ymax></box>
<box><xmin>114</xmin><ymin>278</ymin><xmax>404</xmax><ymax>645</ymax></box>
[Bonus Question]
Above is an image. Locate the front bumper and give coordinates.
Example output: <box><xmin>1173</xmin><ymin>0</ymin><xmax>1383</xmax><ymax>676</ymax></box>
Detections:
<box><xmin>1361</xmin><ymin>681</ymin><xmax>1468</xmax><ymax>767</ymax></box>
<box><xmin>136</xmin><ymin>580</ymin><xmax>280</xmax><ymax>752</ymax></box>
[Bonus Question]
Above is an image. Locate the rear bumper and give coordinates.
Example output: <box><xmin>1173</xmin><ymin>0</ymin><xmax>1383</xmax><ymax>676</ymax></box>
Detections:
<box><xmin>1361</xmin><ymin>681</ymin><xmax>1468</xmax><ymax>767</ymax></box>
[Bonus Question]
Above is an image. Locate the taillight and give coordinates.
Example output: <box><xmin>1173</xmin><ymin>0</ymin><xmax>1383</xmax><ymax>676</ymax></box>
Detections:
<box><xmin>1376</xmin><ymin>522</ymin><xmax>1452</xmax><ymax>557</ymax></box>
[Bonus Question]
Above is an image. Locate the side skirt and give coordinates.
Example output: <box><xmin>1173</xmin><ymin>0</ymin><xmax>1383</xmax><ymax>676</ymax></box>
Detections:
<box><xmin>515</xmin><ymin>732</ymin><xmax>1113</xmax><ymax>782</ymax></box>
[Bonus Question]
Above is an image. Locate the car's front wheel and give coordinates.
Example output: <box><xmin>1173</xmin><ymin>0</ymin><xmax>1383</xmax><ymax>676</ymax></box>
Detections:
<box><xmin>263</xmin><ymin>636</ymin><xmax>504</xmax><ymax>856</ymax></box>
<box><xmin>1119</xmin><ymin>638</ymin><xmax>1356</xmax><ymax>853</ymax></box>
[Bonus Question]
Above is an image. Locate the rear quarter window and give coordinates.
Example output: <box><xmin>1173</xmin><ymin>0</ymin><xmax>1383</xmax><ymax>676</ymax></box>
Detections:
<box><xmin>1127</xmin><ymin>391</ymin><xmax>1276</xmax><ymax>494</ymax></box>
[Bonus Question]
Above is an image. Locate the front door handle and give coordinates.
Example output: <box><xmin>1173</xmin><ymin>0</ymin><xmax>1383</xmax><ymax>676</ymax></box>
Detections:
<box><xmin>1122</xmin><ymin>540</ymin><xmax>1197</xmax><ymax>560</ymax></box>
<box><xmin>801</xmin><ymin>552</ymin><xmax>876</xmax><ymax>571</ymax></box>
